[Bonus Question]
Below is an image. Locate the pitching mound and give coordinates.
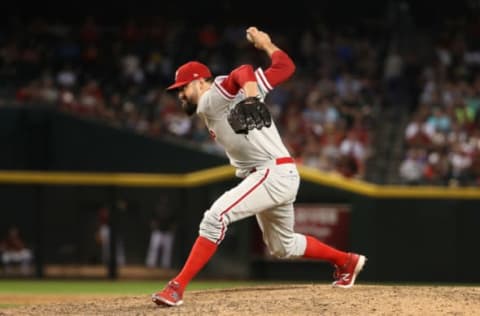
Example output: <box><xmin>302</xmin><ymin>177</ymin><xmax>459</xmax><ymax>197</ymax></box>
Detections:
<box><xmin>1</xmin><ymin>284</ymin><xmax>479</xmax><ymax>315</ymax></box>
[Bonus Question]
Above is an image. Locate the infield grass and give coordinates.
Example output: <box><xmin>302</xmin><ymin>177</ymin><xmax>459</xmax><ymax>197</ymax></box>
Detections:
<box><xmin>0</xmin><ymin>279</ymin><xmax>275</xmax><ymax>295</ymax></box>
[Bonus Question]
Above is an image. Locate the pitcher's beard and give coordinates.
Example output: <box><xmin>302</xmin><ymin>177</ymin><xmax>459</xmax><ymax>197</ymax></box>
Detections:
<box><xmin>182</xmin><ymin>102</ymin><xmax>197</xmax><ymax>116</ymax></box>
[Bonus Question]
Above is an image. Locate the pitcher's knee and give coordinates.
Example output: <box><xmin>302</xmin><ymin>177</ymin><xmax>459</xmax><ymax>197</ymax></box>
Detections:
<box><xmin>269</xmin><ymin>241</ymin><xmax>295</xmax><ymax>259</ymax></box>
<box><xmin>267</xmin><ymin>234</ymin><xmax>306</xmax><ymax>259</ymax></box>
<box><xmin>199</xmin><ymin>209</ymin><xmax>228</xmax><ymax>244</ymax></box>
<box><xmin>269</xmin><ymin>248</ymin><xmax>288</xmax><ymax>258</ymax></box>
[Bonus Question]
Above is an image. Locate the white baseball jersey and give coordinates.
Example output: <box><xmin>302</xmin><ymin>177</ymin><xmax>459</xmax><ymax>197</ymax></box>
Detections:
<box><xmin>197</xmin><ymin>65</ymin><xmax>307</xmax><ymax>258</ymax></box>
<box><xmin>197</xmin><ymin>68</ymin><xmax>291</xmax><ymax>176</ymax></box>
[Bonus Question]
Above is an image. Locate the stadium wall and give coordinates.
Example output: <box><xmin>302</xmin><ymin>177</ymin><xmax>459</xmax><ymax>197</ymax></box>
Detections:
<box><xmin>0</xmin><ymin>107</ymin><xmax>479</xmax><ymax>282</ymax></box>
<box><xmin>0</xmin><ymin>106</ymin><xmax>227</xmax><ymax>172</ymax></box>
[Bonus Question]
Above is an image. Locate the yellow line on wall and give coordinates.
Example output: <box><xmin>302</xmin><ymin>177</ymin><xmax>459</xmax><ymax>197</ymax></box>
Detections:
<box><xmin>298</xmin><ymin>166</ymin><xmax>378</xmax><ymax>196</ymax></box>
<box><xmin>298</xmin><ymin>165</ymin><xmax>480</xmax><ymax>199</ymax></box>
<box><xmin>0</xmin><ymin>164</ymin><xmax>478</xmax><ymax>199</ymax></box>
<box><xmin>0</xmin><ymin>167</ymin><xmax>235</xmax><ymax>187</ymax></box>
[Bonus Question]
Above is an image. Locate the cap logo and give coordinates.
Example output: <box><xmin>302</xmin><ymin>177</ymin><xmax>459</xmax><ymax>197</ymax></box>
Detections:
<box><xmin>193</xmin><ymin>73</ymin><xmax>199</xmax><ymax>77</ymax></box>
<box><xmin>175</xmin><ymin>70</ymin><xmax>179</xmax><ymax>80</ymax></box>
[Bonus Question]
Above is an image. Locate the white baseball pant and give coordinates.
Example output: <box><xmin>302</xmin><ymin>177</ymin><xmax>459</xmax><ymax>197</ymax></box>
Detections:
<box><xmin>199</xmin><ymin>160</ymin><xmax>307</xmax><ymax>258</ymax></box>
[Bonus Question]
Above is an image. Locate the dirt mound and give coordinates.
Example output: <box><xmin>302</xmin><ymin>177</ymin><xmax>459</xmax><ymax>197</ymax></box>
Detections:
<box><xmin>1</xmin><ymin>284</ymin><xmax>479</xmax><ymax>315</ymax></box>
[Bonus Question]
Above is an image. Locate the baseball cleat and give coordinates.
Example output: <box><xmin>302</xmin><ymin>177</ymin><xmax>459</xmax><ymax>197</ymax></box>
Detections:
<box><xmin>332</xmin><ymin>253</ymin><xmax>366</xmax><ymax>288</ymax></box>
<box><xmin>152</xmin><ymin>280</ymin><xmax>184</xmax><ymax>307</ymax></box>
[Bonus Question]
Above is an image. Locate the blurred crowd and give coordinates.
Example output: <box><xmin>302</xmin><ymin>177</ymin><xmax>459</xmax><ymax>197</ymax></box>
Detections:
<box><xmin>1</xmin><ymin>14</ymin><xmax>479</xmax><ymax>185</ymax></box>
<box><xmin>398</xmin><ymin>16</ymin><xmax>480</xmax><ymax>186</ymax></box>
<box><xmin>0</xmin><ymin>16</ymin><xmax>379</xmax><ymax>179</ymax></box>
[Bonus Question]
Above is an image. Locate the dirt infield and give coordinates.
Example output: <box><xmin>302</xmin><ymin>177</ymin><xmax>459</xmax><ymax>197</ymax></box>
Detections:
<box><xmin>1</xmin><ymin>284</ymin><xmax>479</xmax><ymax>315</ymax></box>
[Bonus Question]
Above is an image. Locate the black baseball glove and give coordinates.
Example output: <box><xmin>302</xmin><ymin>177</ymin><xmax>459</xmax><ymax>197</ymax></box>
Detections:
<box><xmin>227</xmin><ymin>97</ymin><xmax>272</xmax><ymax>134</ymax></box>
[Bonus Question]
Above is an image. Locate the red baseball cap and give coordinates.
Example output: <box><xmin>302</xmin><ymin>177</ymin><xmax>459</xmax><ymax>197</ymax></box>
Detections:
<box><xmin>166</xmin><ymin>61</ymin><xmax>212</xmax><ymax>90</ymax></box>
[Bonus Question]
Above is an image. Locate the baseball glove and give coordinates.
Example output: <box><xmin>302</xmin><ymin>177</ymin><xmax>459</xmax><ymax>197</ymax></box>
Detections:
<box><xmin>227</xmin><ymin>97</ymin><xmax>272</xmax><ymax>134</ymax></box>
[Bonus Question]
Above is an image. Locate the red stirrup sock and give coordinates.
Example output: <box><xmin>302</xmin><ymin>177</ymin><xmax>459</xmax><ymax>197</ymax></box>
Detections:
<box><xmin>173</xmin><ymin>236</ymin><xmax>218</xmax><ymax>291</ymax></box>
<box><xmin>302</xmin><ymin>235</ymin><xmax>349</xmax><ymax>267</ymax></box>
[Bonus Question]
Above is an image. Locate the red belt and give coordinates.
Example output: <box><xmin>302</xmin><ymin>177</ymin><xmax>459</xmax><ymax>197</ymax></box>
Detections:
<box><xmin>251</xmin><ymin>157</ymin><xmax>295</xmax><ymax>173</ymax></box>
<box><xmin>275</xmin><ymin>157</ymin><xmax>295</xmax><ymax>165</ymax></box>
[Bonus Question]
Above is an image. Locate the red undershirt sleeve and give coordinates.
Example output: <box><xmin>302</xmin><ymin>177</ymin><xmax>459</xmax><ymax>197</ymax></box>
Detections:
<box><xmin>220</xmin><ymin>64</ymin><xmax>256</xmax><ymax>95</ymax></box>
<box><xmin>262</xmin><ymin>50</ymin><xmax>296</xmax><ymax>87</ymax></box>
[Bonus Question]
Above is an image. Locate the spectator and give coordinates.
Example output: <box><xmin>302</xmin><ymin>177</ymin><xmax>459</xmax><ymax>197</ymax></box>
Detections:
<box><xmin>339</xmin><ymin>130</ymin><xmax>368</xmax><ymax>178</ymax></box>
<box><xmin>145</xmin><ymin>197</ymin><xmax>176</xmax><ymax>269</ymax></box>
<box><xmin>94</xmin><ymin>204</ymin><xmax>126</xmax><ymax>266</ymax></box>
<box><xmin>1</xmin><ymin>225</ymin><xmax>33</xmax><ymax>275</ymax></box>
<box><xmin>399</xmin><ymin>148</ymin><xmax>427</xmax><ymax>185</ymax></box>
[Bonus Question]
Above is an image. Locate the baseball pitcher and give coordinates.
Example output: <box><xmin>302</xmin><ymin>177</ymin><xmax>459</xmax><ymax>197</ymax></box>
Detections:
<box><xmin>152</xmin><ymin>26</ymin><xmax>367</xmax><ymax>307</ymax></box>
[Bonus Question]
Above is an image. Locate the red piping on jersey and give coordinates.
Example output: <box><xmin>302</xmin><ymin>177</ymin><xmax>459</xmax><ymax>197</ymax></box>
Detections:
<box><xmin>216</xmin><ymin>168</ymin><xmax>270</xmax><ymax>244</ymax></box>
<box><xmin>255</xmin><ymin>68</ymin><xmax>272</xmax><ymax>92</ymax></box>
<box><xmin>214</xmin><ymin>79</ymin><xmax>235</xmax><ymax>100</ymax></box>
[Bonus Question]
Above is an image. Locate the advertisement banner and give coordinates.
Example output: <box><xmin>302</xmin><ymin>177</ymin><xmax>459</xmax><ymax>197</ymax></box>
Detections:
<box><xmin>251</xmin><ymin>204</ymin><xmax>351</xmax><ymax>257</ymax></box>
<box><xmin>294</xmin><ymin>203</ymin><xmax>351</xmax><ymax>250</ymax></box>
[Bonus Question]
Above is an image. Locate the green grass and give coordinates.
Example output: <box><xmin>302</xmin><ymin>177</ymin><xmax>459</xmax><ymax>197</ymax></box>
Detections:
<box><xmin>4</xmin><ymin>280</ymin><xmax>475</xmax><ymax>296</ymax></box>
<box><xmin>0</xmin><ymin>280</ymin><xmax>272</xmax><ymax>295</ymax></box>
<box><xmin>0</xmin><ymin>304</ymin><xmax>19</xmax><ymax>308</ymax></box>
